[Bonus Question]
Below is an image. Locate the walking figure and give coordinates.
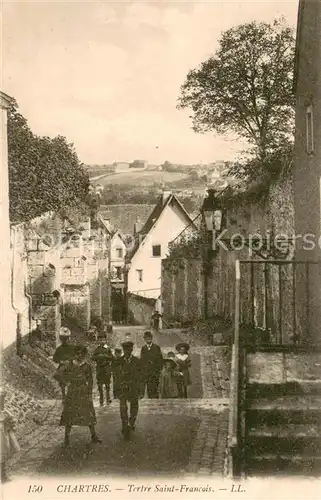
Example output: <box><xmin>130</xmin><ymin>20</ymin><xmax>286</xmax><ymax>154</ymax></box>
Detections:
<box><xmin>112</xmin><ymin>347</ymin><xmax>123</xmax><ymax>400</ymax></box>
<box><xmin>59</xmin><ymin>345</ymin><xmax>101</xmax><ymax>447</ymax></box>
<box><xmin>92</xmin><ymin>339</ymin><xmax>114</xmax><ymax>406</ymax></box>
<box><xmin>53</xmin><ymin>327</ymin><xmax>75</xmax><ymax>402</ymax></box>
<box><xmin>175</xmin><ymin>343</ymin><xmax>192</xmax><ymax>399</ymax></box>
<box><xmin>151</xmin><ymin>310</ymin><xmax>161</xmax><ymax>331</ymax></box>
<box><xmin>106</xmin><ymin>321</ymin><xmax>113</xmax><ymax>335</ymax></box>
<box><xmin>159</xmin><ymin>355</ymin><xmax>179</xmax><ymax>399</ymax></box>
<box><xmin>140</xmin><ymin>331</ymin><xmax>163</xmax><ymax>398</ymax></box>
<box><xmin>118</xmin><ymin>341</ymin><xmax>142</xmax><ymax>440</ymax></box>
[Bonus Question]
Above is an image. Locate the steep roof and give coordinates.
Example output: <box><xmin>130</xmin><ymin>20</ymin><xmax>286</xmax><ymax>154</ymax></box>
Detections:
<box><xmin>99</xmin><ymin>204</ymin><xmax>154</xmax><ymax>236</ymax></box>
<box><xmin>128</xmin><ymin>193</ymin><xmax>197</xmax><ymax>261</ymax></box>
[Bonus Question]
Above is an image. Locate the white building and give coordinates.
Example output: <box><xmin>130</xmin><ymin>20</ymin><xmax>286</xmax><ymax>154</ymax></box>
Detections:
<box><xmin>99</xmin><ymin>215</ymin><xmax>127</xmax><ymax>289</ymax></box>
<box><xmin>114</xmin><ymin>162</ymin><xmax>131</xmax><ymax>173</ymax></box>
<box><xmin>127</xmin><ymin>191</ymin><xmax>196</xmax><ymax>299</ymax></box>
<box><xmin>110</xmin><ymin>231</ymin><xmax>127</xmax><ymax>287</ymax></box>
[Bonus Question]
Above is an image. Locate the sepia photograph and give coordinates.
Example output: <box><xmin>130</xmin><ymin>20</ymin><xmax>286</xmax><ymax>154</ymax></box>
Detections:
<box><xmin>0</xmin><ymin>0</ymin><xmax>320</xmax><ymax>497</ymax></box>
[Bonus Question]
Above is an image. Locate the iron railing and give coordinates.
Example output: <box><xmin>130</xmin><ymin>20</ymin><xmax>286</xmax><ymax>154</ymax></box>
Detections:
<box><xmin>228</xmin><ymin>259</ymin><xmax>321</xmax><ymax>477</ymax></box>
<box><xmin>237</xmin><ymin>259</ymin><xmax>321</xmax><ymax>346</ymax></box>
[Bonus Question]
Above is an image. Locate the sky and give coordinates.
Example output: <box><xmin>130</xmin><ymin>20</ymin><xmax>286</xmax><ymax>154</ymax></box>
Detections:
<box><xmin>2</xmin><ymin>0</ymin><xmax>299</xmax><ymax>165</ymax></box>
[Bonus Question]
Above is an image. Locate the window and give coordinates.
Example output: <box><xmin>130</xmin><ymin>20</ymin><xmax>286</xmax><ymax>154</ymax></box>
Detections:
<box><xmin>306</xmin><ymin>104</ymin><xmax>315</xmax><ymax>154</ymax></box>
<box><xmin>115</xmin><ymin>266</ymin><xmax>122</xmax><ymax>280</ymax></box>
<box><xmin>136</xmin><ymin>269</ymin><xmax>143</xmax><ymax>282</ymax></box>
<box><xmin>115</xmin><ymin>247</ymin><xmax>123</xmax><ymax>258</ymax></box>
<box><xmin>152</xmin><ymin>244</ymin><xmax>161</xmax><ymax>257</ymax></box>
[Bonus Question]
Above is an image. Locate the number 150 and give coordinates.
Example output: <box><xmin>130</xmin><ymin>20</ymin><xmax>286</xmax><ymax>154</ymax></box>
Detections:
<box><xmin>28</xmin><ymin>486</ymin><xmax>43</xmax><ymax>493</ymax></box>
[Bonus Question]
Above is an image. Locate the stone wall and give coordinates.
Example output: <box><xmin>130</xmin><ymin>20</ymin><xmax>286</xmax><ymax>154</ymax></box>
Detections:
<box><xmin>3</xmin><ymin>341</ymin><xmax>59</xmax><ymax>436</ymax></box>
<box><xmin>6</xmin><ymin>212</ymin><xmax>112</xmax><ymax>347</ymax></box>
<box><xmin>128</xmin><ymin>293</ymin><xmax>155</xmax><ymax>325</ymax></box>
<box><xmin>162</xmin><ymin>259</ymin><xmax>204</xmax><ymax>324</ymax></box>
<box><xmin>162</xmin><ymin>177</ymin><xmax>296</xmax><ymax>339</ymax></box>
<box><xmin>63</xmin><ymin>284</ymin><xmax>90</xmax><ymax>330</ymax></box>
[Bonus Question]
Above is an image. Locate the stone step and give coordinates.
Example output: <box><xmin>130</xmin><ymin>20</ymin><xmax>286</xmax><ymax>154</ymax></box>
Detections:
<box><xmin>245</xmin><ymin>452</ymin><xmax>321</xmax><ymax>477</ymax></box>
<box><xmin>246</xmin><ymin>428</ymin><xmax>321</xmax><ymax>454</ymax></box>
<box><xmin>247</xmin><ymin>395</ymin><xmax>321</xmax><ymax>410</ymax></box>
<box><xmin>246</xmin><ymin>396</ymin><xmax>321</xmax><ymax>425</ymax></box>
<box><xmin>248</xmin><ymin>423</ymin><xmax>321</xmax><ymax>438</ymax></box>
<box><xmin>247</xmin><ymin>382</ymin><xmax>321</xmax><ymax>398</ymax></box>
<box><xmin>95</xmin><ymin>398</ymin><xmax>229</xmax><ymax>412</ymax></box>
<box><xmin>33</xmin><ymin>398</ymin><xmax>229</xmax><ymax>424</ymax></box>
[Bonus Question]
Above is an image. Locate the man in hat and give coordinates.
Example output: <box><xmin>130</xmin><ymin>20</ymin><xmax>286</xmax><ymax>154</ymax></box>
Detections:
<box><xmin>118</xmin><ymin>341</ymin><xmax>142</xmax><ymax>439</ymax></box>
<box><xmin>53</xmin><ymin>327</ymin><xmax>75</xmax><ymax>401</ymax></box>
<box><xmin>140</xmin><ymin>331</ymin><xmax>163</xmax><ymax>398</ymax></box>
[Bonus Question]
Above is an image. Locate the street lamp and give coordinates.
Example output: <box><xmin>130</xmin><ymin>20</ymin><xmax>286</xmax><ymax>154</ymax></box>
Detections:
<box><xmin>203</xmin><ymin>208</ymin><xmax>223</xmax><ymax>250</ymax></box>
<box><xmin>213</xmin><ymin>210</ymin><xmax>223</xmax><ymax>231</ymax></box>
<box><xmin>202</xmin><ymin>195</ymin><xmax>224</xmax><ymax>327</ymax></box>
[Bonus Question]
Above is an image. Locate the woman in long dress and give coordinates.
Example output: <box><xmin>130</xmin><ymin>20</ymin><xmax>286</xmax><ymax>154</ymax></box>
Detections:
<box><xmin>59</xmin><ymin>345</ymin><xmax>101</xmax><ymax>447</ymax></box>
<box><xmin>175</xmin><ymin>343</ymin><xmax>192</xmax><ymax>398</ymax></box>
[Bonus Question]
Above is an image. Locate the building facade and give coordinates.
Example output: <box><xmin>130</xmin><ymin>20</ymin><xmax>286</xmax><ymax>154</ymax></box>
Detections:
<box><xmin>110</xmin><ymin>231</ymin><xmax>127</xmax><ymax>289</ymax></box>
<box><xmin>127</xmin><ymin>192</ymin><xmax>196</xmax><ymax>299</ymax></box>
<box><xmin>114</xmin><ymin>162</ymin><xmax>131</xmax><ymax>172</ymax></box>
<box><xmin>0</xmin><ymin>91</ymin><xmax>18</xmax><ymax>348</ymax></box>
<box><xmin>293</xmin><ymin>0</ymin><xmax>321</xmax><ymax>344</ymax></box>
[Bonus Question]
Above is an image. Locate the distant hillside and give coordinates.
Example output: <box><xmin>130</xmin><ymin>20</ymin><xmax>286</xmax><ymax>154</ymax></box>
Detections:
<box><xmin>85</xmin><ymin>164</ymin><xmax>115</xmax><ymax>178</ymax></box>
<box><xmin>92</xmin><ymin>169</ymin><xmax>189</xmax><ymax>187</ymax></box>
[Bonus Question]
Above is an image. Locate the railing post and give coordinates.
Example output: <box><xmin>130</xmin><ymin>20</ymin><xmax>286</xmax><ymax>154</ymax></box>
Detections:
<box><xmin>235</xmin><ymin>260</ymin><xmax>241</xmax><ymax>350</ymax></box>
<box><xmin>292</xmin><ymin>262</ymin><xmax>297</xmax><ymax>344</ymax></box>
<box><xmin>228</xmin><ymin>260</ymin><xmax>241</xmax><ymax>477</ymax></box>
<box><xmin>278</xmin><ymin>265</ymin><xmax>283</xmax><ymax>344</ymax></box>
<box><xmin>250</xmin><ymin>263</ymin><xmax>254</xmax><ymax>327</ymax></box>
<box><xmin>305</xmin><ymin>262</ymin><xmax>310</xmax><ymax>341</ymax></box>
<box><xmin>263</xmin><ymin>262</ymin><xmax>268</xmax><ymax>332</ymax></box>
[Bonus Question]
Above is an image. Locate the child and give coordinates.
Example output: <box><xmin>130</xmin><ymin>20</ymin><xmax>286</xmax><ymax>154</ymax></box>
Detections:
<box><xmin>112</xmin><ymin>348</ymin><xmax>123</xmax><ymax>399</ymax></box>
<box><xmin>87</xmin><ymin>325</ymin><xmax>98</xmax><ymax>342</ymax></box>
<box><xmin>159</xmin><ymin>355</ymin><xmax>179</xmax><ymax>399</ymax></box>
<box><xmin>175</xmin><ymin>343</ymin><xmax>192</xmax><ymax>399</ymax></box>
<box><xmin>92</xmin><ymin>340</ymin><xmax>114</xmax><ymax>405</ymax></box>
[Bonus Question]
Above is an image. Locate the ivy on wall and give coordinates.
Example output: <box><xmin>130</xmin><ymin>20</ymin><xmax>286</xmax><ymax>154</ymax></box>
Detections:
<box><xmin>166</xmin><ymin>232</ymin><xmax>203</xmax><ymax>273</ymax></box>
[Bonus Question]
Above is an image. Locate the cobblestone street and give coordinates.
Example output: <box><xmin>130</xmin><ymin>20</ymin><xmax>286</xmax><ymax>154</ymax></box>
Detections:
<box><xmin>6</xmin><ymin>328</ymin><xmax>230</xmax><ymax>479</ymax></box>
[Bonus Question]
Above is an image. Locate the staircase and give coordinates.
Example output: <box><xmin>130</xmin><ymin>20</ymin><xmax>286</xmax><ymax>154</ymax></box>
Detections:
<box><xmin>240</xmin><ymin>347</ymin><xmax>321</xmax><ymax>477</ymax></box>
<box><xmin>227</xmin><ymin>259</ymin><xmax>321</xmax><ymax>478</ymax></box>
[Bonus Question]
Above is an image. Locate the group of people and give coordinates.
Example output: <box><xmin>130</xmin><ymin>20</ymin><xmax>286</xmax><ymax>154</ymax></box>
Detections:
<box><xmin>52</xmin><ymin>328</ymin><xmax>192</xmax><ymax>444</ymax></box>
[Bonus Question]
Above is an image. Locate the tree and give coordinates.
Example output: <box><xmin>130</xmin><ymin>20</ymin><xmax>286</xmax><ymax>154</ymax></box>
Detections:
<box><xmin>8</xmin><ymin>101</ymin><xmax>90</xmax><ymax>223</ymax></box>
<box><xmin>178</xmin><ymin>19</ymin><xmax>295</xmax><ymax>163</ymax></box>
<box><xmin>161</xmin><ymin>160</ymin><xmax>173</xmax><ymax>171</ymax></box>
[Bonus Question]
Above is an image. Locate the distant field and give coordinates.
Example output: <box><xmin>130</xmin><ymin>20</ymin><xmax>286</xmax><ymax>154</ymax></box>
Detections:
<box><xmin>92</xmin><ymin>170</ymin><xmax>189</xmax><ymax>187</ymax></box>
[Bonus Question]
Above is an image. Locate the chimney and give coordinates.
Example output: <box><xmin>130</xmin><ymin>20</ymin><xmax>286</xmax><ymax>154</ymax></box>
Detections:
<box><xmin>134</xmin><ymin>217</ymin><xmax>142</xmax><ymax>235</ymax></box>
<box><xmin>162</xmin><ymin>190</ymin><xmax>172</xmax><ymax>204</ymax></box>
